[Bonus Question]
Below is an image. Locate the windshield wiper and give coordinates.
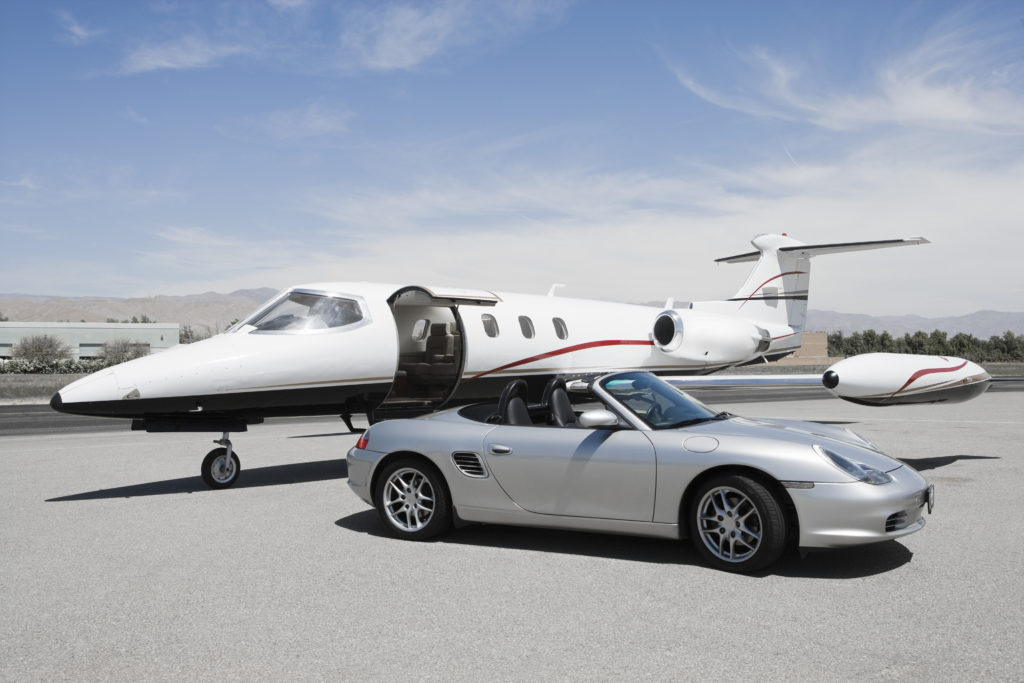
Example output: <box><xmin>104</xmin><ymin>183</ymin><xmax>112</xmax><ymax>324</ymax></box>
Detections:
<box><xmin>663</xmin><ymin>412</ymin><xmax>732</xmax><ymax>429</ymax></box>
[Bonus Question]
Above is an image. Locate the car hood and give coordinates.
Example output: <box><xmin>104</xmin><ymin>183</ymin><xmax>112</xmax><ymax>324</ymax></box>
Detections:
<box><xmin>684</xmin><ymin>415</ymin><xmax>904</xmax><ymax>472</ymax></box>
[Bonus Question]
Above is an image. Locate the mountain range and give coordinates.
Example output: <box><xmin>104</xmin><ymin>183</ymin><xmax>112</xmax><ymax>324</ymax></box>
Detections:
<box><xmin>0</xmin><ymin>289</ymin><xmax>278</xmax><ymax>336</ymax></box>
<box><xmin>1</xmin><ymin>290</ymin><xmax>1022</xmax><ymax>339</ymax></box>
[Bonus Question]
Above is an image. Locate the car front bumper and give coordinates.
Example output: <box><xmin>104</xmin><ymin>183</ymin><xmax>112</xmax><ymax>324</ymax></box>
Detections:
<box><xmin>790</xmin><ymin>465</ymin><xmax>933</xmax><ymax>548</ymax></box>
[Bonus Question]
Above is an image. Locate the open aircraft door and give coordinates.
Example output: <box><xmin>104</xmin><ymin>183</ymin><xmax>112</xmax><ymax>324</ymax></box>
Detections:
<box><xmin>377</xmin><ymin>285</ymin><xmax>500</xmax><ymax>421</ymax></box>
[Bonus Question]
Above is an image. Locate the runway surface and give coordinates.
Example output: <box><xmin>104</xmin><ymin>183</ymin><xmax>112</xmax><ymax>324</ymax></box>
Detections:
<box><xmin>2</xmin><ymin>390</ymin><xmax>1022</xmax><ymax>680</ymax></box>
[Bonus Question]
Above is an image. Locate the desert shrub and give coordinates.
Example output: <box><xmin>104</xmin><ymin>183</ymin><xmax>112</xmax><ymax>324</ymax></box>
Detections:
<box><xmin>96</xmin><ymin>339</ymin><xmax>150</xmax><ymax>366</ymax></box>
<box><xmin>12</xmin><ymin>334</ymin><xmax>72</xmax><ymax>363</ymax></box>
<box><xmin>0</xmin><ymin>358</ymin><xmax>105</xmax><ymax>374</ymax></box>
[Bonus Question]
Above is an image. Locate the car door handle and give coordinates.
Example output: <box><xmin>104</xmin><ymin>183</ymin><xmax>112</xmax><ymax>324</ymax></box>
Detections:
<box><xmin>488</xmin><ymin>444</ymin><xmax>512</xmax><ymax>455</ymax></box>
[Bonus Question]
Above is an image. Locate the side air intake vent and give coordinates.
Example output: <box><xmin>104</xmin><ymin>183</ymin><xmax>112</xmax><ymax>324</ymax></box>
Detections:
<box><xmin>452</xmin><ymin>452</ymin><xmax>487</xmax><ymax>478</ymax></box>
<box><xmin>885</xmin><ymin>510</ymin><xmax>909</xmax><ymax>532</ymax></box>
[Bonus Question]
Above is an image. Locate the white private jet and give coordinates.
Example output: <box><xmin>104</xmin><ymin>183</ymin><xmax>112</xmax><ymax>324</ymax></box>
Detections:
<box><xmin>51</xmin><ymin>233</ymin><xmax>991</xmax><ymax>488</ymax></box>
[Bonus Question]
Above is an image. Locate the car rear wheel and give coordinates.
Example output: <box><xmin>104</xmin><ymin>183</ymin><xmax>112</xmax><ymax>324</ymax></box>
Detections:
<box><xmin>374</xmin><ymin>458</ymin><xmax>451</xmax><ymax>540</ymax></box>
<box><xmin>689</xmin><ymin>474</ymin><xmax>787</xmax><ymax>573</ymax></box>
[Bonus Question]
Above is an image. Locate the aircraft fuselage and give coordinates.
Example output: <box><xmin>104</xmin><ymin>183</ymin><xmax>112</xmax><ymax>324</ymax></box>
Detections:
<box><xmin>51</xmin><ymin>281</ymin><xmax>791</xmax><ymax>429</ymax></box>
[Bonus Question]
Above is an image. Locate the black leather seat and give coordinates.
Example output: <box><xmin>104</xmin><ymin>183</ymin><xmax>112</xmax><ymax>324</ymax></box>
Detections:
<box><xmin>542</xmin><ymin>377</ymin><xmax>577</xmax><ymax>427</ymax></box>
<box><xmin>497</xmin><ymin>379</ymin><xmax>531</xmax><ymax>425</ymax></box>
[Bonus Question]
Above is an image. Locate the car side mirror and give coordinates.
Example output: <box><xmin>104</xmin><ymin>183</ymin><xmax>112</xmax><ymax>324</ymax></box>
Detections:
<box><xmin>578</xmin><ymin>409</ymin><xmax>620</xmax><ymax>429</ymax></box>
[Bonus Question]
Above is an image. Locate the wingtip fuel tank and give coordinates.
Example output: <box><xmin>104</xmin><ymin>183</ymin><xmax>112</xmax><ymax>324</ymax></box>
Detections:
<box><xmin>822</xmin><ymin>353</ymin><xmax>991</xmax><ymax>406</ymax></box>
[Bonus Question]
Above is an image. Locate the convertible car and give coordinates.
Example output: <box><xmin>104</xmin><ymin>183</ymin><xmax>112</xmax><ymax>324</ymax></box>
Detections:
<box><xmin>346</xmin><ymin>371</ymin><xmax>934</xmax><ymax>572</ymax></box>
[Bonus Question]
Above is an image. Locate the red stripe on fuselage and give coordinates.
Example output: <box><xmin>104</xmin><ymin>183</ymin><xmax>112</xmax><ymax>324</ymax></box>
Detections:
<box><xmin>468</xmin><ymin>339</ymin><xmax>655</xmax><ymax>381</ymax></box>
<box><xmin>890</xmin><ymin>360</ymin><xmax>968</xmax><ymax>398</ymax></box>
<box><xmin>739</xmin><ymin>271</ymin><xmax>806</xmax><ymax>309</ymax></box>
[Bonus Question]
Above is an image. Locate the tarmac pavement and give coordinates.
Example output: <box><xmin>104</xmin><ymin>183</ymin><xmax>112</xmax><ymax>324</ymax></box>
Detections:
<box><xmin>1</xmin><ymin>391</ymin><xmax>1022</xmax><ymax>680</ymax></box>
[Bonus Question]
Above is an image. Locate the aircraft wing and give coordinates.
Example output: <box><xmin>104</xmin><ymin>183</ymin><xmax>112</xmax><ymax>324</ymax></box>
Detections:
<box><xmin>665</xmin><ymin>375</ymin><xmax>823</xmax><ymax>389</ymax></box>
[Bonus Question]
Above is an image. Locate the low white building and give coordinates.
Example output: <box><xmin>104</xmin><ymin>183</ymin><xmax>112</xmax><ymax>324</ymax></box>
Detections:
<box><xmin>0</xmin><ymin>322</ymin><xmax>179</xmax><ymax>359</ymax></box>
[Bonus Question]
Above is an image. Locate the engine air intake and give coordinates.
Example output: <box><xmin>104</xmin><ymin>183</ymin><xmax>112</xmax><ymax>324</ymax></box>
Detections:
<box><xmin>652</xmin><ymin>311</ymin><xmax>684</xmax><ymax>352</ymax></box>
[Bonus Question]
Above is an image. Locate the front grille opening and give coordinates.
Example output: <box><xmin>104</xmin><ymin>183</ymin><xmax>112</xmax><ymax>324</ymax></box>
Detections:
<box><xmin>452</xmin><ymin>452</ymin><xmax>487</xmax><ymax>478</ymax></box>
<box><xmin>886</xmin><ymin>510</ymin><xmax>909</xmax><ymax>532</ymax></box>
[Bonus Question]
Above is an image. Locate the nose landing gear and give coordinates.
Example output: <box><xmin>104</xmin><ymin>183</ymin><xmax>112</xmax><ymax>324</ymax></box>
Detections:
<box><xmin>201</xmin><ymin>432</ymin><xmax>240</xmax><ymax>489</ymax></box>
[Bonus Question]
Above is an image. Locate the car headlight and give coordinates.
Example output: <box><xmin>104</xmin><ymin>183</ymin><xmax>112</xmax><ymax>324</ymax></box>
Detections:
<box><xmin>813</xmin><ymin>444</ymin><xmax>893</xmax><ymax>485</ymax></box>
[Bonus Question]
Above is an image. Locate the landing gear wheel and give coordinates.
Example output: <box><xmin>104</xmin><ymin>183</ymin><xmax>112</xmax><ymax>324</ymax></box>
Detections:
<box><xmin>201</xmin><ymin>447</ymin><xmax>240</xmax><ymax>489</ymax></box>
<box><xmin>689</xmin><ymin>474</ymin><xmax>787</xmax><ymax>573</ymax></box>
<box><xmin>374</xmin><ymin>458</ymin><xmax>451</xmax><ymax>540</ymax></box>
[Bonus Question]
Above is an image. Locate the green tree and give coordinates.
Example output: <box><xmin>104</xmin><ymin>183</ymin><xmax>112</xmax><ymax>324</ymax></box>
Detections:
<box><xmin>948</xmin><ymin>333</ymin><xmax>976</xmax><ymax>358</ymax></box>
<box><xmin>827</xmin><ymin>331</ymin><xmax>845</xmax><ymax>357</ymax></box>
<box><xmin>97</xmin><ymin>339</ymin><xmax>149</xmax><ymax>366</ymax></box>
<box><xmin>927</xmin><ymin>330</ymin><xmax>948</xmax><ymax>355</ymax></box>
<box><xmin>179</xmin><ymin>325</ymin><xmax>211</xmax><ymax>344</ymax></box>
<box><xmin>12</xmin><ymin>334</ymin><xmax>72</xmax><ymax>363</ymax></box>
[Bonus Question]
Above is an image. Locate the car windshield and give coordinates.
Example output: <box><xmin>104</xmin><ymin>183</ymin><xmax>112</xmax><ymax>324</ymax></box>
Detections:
<box><xmin>600</xmin><ymin>372</ymin><xmax>720</xmax><ymax>429</ymax></box>
<box><xmin>244</xmin><ymin>291</ymin><xmax>364</xmax><ymax>332</ymax></box>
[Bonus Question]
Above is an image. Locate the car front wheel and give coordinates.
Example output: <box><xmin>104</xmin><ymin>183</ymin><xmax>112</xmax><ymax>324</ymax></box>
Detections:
<box><xmin>689</xmin><ymin>474</ymin><xmax>787</xmax><ymax>573</ymax></box>
<box><xmin>374</xmin><ymin>458</ymin><xmax>451</xmax><ymax>540</ymax></box>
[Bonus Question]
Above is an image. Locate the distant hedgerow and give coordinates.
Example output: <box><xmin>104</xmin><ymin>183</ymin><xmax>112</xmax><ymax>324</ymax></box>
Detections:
<box><xmin>0</xmin><ymin>358</ymin><xmax>107</xmax><ymax>374</ymax></box>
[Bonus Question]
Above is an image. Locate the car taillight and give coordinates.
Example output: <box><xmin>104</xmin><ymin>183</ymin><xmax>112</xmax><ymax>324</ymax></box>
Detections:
<box><xmin>355</xmin><ymin>433</ymin><xmax>369</xmax><ymax>450</ymax></box>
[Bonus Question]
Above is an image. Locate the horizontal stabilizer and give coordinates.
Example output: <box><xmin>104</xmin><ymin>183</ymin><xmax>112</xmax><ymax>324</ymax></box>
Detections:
<box><xmin>716</xmin><ymin>237</ymin><xmax>929</xmax><ymax>264</ymax></box>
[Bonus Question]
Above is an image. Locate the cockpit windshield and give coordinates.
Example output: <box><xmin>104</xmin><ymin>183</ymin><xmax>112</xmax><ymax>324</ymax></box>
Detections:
<box><xmin>600</xmin><ymin>372</ymin><xmax>720</xmax><ymax>429</ymax></box>
<box><xmin>243</xmin><ymin>290</ymin><xmax>364</xmax><ymax>333</ymax></box>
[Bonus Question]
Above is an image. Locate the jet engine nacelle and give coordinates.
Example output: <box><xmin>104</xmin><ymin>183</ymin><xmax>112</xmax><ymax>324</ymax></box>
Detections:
<box><xmin>822</xmin><ymin>352</ymin><xmax>991</xmax><ymax>406</ymax></box>
<box><xmin>652</xmin><ymin>310</ymin><xmax>771</xmax><ymax>366</ymax></box>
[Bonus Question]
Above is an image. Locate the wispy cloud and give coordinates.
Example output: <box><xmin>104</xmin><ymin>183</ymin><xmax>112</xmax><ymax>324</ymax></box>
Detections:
<box><xmin>0</xmin><ymin>222</ymin><xmax>56</xmax><ymax>241</ymax></box>
<box><xmin>267</xmin><ymin>0</ymin><xmax>312</xmax><ymax>11</ymax></box>
<box><xmin>283</xmin><ymin>128</ymin><xmax>1024</xmax><ymax>313</ymax></box>
<box><xmin>121</xmin><ymin>35</ymin><xmax>249</xmax><ymax>74</ymax></box>
<box><xmin>339</xmin><ymin>0</ymin><xmax>569</xmax><ymax>71</ymax></box>
<box><xmin>667</xmin><ymin>9</ymin><xmax>1024</xmax><ymax>134</ymax></box>
<box><xmin>55</xmin><ymin>10</ymin><xmax>102</xmax><ymax>45</ymax></box>
<box><xmin>262</xmin><ymin>103</ymin><xmax>352</xmax><ymax>140</ymax></box>
<box><xmin>139</xmin><ymin>226</ymin><xmax>337</xmax><ymax>286</ymax></box>
<box><xmin>122</xmin><ymin>107</ymin><xmax>149</xmax><ymax>124</ymax></box>
<box><xmin>20</xmin><ymin>144</ymin><xmax>1022</xmax><ymax>312</ymax></box>
<box><xmin>1</xmin><ymin>177</ymin><xmax>40</xmax><ymax>191</ymax></box>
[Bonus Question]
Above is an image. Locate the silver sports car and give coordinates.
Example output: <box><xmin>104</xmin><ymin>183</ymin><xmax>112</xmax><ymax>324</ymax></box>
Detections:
<box><xmin>347</xmin><ymin>371</ymin><xmax>934</xmax><ymax>572</ymax></box>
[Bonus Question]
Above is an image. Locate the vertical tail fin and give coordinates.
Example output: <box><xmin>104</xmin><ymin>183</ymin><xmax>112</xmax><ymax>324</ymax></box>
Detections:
<box><xmin>694</xmin><ymin>234</ymin><xmax>929</xmax><ymax>331</ymax></box>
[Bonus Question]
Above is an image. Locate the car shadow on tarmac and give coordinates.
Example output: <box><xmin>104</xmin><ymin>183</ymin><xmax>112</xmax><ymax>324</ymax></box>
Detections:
<box><xmin>45</xmin><ymin>459</ymin><xmax>347</xmax><ymax>501</ymax></box>
<box><xmin>898</xmin><ymin>454</ymin><xmax>998</xmax><ymax>471</ymax></box>
<box><xmin>335</xmin><ymin>509</ymin><xmax>913</xmax><ymax>579</ymax></box>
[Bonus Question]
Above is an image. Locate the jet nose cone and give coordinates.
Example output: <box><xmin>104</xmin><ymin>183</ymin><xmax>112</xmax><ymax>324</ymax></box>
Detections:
<box><xmin>822</xmin><ymin>370</ymin><xmax>839</xmax><ymax>390</ymax></box>
<box><xmin>51</xmin><ymin>368</ymin><xmax>122</xmax><ymax>416</ymax></box>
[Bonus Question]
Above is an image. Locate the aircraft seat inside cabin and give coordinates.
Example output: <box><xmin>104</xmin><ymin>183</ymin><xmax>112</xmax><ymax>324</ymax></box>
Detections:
<box><xmin>401</xmin><ymin>322</ymin><xmax>460</xmax><ymax>389</ymax></box>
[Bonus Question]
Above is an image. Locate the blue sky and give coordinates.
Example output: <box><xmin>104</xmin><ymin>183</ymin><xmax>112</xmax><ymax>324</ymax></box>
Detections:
<box><xmin>2</xmin><ymin>1</ymin><xmax>1022</xmax><ymax>316</ymax></box>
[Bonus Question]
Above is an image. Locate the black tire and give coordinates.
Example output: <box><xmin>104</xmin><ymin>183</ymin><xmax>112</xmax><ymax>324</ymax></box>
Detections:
<box><xmin>688</xmin><ymin>474</ymin><xmax>787</xmax><ymax>573</ymax></box>
<box><xmin>201</xmin><ymin>447</ymin><xmax>240</xmax><ymax>489</ymax></box>
<box><xmin>374</xmin><ymin>458</ymin><xmax>451</xmax><ymax>540</ymax></box>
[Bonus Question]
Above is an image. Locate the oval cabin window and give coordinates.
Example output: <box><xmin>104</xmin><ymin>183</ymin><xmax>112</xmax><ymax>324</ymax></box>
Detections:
<box><xmin>553</xmin><ymin>317</ymin><xmax>568</xmax><ymax>340</ymax></box>
<box><xmin>518</xmin><ymin>316</ymin><xmax>535</xmax><ymax>339</ymax></box>
<box><xmin>481</xmin><ymin>314</ymin><xmax>499</xmax><ymax>338</ymax></box>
